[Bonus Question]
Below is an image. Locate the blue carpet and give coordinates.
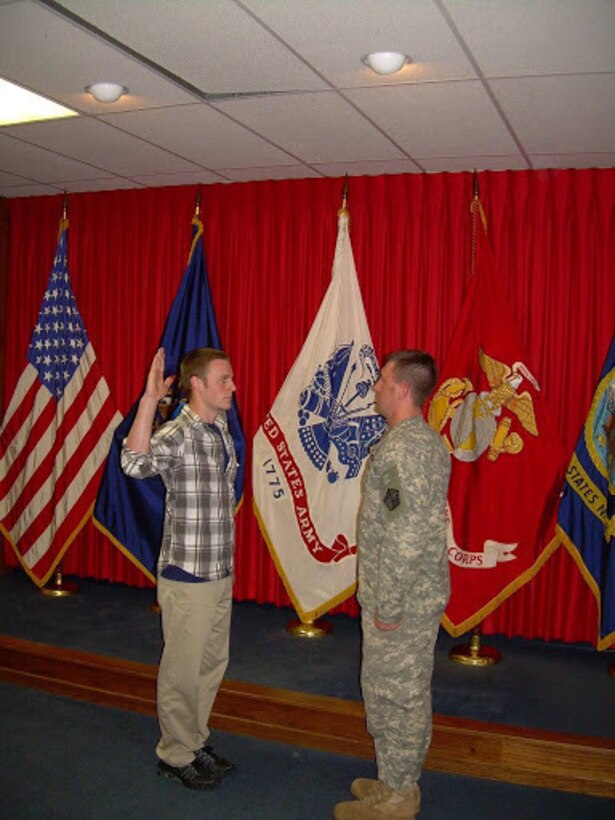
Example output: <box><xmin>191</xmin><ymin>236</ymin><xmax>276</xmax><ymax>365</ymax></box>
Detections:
<box><xmin>1</xmin><ymin>683</ymin><xmax>613</xmax><ymax>820</ymax></box>
<box><xmin>1</xmin><ymin>570</ymin><xmax>614</xmax><ymax>740</ymax></box>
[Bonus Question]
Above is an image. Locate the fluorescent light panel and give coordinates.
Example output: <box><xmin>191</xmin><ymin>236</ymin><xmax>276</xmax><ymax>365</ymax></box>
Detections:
<box><xmin>0</xmin><ymin>78</ymin><xmax>78</xmax><ymax>126</ymax></box>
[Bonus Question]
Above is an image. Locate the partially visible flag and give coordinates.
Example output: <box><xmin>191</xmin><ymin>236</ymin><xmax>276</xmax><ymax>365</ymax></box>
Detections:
<box><xmin>557</xmin><ymin>336</ymin><xmax>615</xmax><ymax>649</ymax></box>
<box><xmin>253</xmin><ymin>205</ymin><xmax>385</xmax><ymax>622</ymax></box>
<box><xmin>427</xmin><ymin>202</ymin><xmax>565</xmax><ymax>636</ymax></box>
<box><xmin>0</xmin><ymin>217</ymin><xmax>122</xmax><ymax>586</ymax></box>
<box><xmin>93</xmin><ymin>214</ymin><xmax>246</xmax><ymax>580</ymax></box>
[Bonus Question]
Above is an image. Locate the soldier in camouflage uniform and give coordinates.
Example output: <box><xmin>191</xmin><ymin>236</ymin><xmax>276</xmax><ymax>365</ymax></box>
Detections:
<box><xmin>334</xmin><ymin>350</ymin><xmax>451</xmax><ymax>820</ymax></box>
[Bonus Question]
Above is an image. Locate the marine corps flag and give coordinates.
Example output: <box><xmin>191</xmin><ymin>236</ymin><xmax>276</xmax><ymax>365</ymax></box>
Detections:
<box><xmin>253</xmin><ymin>203</ymin><xmax>385</xmax><ymax>622</ymax></box>
<box><xmin>557</xmin><ymin>336</ymin><xmax>615</xmax><ymax>650</ymax></box>
<box><xmin>428</xmin><ymin>203</ymin><xmax>565</xmax><ymax>636</ymax></box>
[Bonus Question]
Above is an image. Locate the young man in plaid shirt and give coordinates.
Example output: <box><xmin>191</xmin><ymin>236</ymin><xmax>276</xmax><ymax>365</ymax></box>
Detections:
<box><xmin>122</xmin><ymin>347</ymin><xmax>238</xmax><ymax>790</ymax></box>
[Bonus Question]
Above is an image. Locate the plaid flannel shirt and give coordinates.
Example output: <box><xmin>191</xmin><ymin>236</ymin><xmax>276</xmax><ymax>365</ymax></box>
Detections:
<box><xmin>121</xmin><ymin>405</ymin><xmax>237</xmax><ymax>579</ymax></box>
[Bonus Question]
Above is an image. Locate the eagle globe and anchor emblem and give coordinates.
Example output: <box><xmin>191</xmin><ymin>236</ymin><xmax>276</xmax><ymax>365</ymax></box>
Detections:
<box><xmin>283</xmin><ymin>342</ymin><xmax>384</xmax><ymax>637</ymax></box>
<box><xmin>297</xmin><ymin>341</ymin><xmax>385</xmax><ymax>492</ymax></box>
<box><xmin>428</xmin><ymin>349</ymin><xmax>545</xmax><ymax>572</ymax></box>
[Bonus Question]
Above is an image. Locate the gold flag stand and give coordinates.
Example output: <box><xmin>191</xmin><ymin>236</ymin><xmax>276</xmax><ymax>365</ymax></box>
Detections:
<box><xmin>448</xmin><ymin>176</ymin><xmax>500</xmax><ymax>668</ymax></box>
<box><xmin>449</xmin><ymin>626</ymin><xmax>501</xmax><ymax>666</ymax></box>
<box><xmin>286</xmin><ymin>617</ymin><xmax>333</xmax><ymax>639</ymax></box>
<box><xmin>41</xmin><ymin>565</ymin><xmax>79</xmax><ymax>597</ymax></box>
<box><xmin>280</xmin><ymin>179</ymin><xmax>353</xmax><ymax>642</ymax></box>
<box><xmin>40</xmin><ymin>205</ymin><xmax>77</xmax><ymax>600</ymax></box>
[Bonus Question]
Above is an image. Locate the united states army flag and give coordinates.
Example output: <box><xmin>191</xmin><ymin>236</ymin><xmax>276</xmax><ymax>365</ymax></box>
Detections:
<box><xmin>253</xmin><ymin>206</ymin><xmax>385</xmax><ymax>622</ymax></box>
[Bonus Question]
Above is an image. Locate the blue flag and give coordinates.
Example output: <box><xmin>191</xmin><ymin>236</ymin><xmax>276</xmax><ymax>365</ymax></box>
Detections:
<box><xmin>557</xmin><ymin>335</ymin><xmax>615</xmax><ymax>649</ymax></box>
<box><xmin>94</xmin><ymin>216</ymin><xmax>245</xmax><ymax>580</ymax></box>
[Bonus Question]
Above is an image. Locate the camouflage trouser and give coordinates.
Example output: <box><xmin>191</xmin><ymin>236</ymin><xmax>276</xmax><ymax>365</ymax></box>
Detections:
<box><xmin>360</xmin><ymin>611</ymin><xmax>440</xmax><ymax>793</ymax></box>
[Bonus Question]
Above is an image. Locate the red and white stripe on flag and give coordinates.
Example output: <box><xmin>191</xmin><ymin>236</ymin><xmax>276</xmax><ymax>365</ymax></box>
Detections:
<box><xmin>252</xmin><ymin>207</ymin><xmax>385</xmax><ymax>622</ymax></box>
<box><xmin>0</xmin><ymin>220</ymin><xmax>121</xmax><ymax>586</ymax></box>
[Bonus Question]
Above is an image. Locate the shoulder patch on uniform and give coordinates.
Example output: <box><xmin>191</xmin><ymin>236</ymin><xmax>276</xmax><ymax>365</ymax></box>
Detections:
<box><xmin>383</xmin><ymin>487</ymin><xmax>400</xmax><ymax>511</ymax></box>
<box><xmin>380</xmin><ymin>464</ymin><xmax>410</xmax><ymax>520</ymax></box>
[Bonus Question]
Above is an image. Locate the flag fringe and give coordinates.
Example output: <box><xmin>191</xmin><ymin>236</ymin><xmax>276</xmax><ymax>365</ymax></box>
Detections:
<box><xmin>1</xmin><ymin>503</ymin><xmax>96</xmax><ymax>589</ymax></box>
<box><xmin>91</xmin><ymin>517</ymin><xmax>157</xmax><ymax>585</ymax></box>
<box><xmin>252</xmin><ymin>499</ymin><xmax>356</xmax><ymax>623</ymax></box>
<box><xmin>556</xmin><ymin>525</ymin><xmax>615</xmax><ymax>651</ymax></box>
<box><xmin>441</xmin><ymin>533</ymin><xmax>561</xmax><ymax>638</ymax></box>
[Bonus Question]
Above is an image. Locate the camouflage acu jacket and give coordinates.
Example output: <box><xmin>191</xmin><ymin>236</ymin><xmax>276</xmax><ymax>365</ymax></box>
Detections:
<box><xmin>357</xmin><ymin>415</ymin><xmax>451</xmax><ymax>625</ymax></box>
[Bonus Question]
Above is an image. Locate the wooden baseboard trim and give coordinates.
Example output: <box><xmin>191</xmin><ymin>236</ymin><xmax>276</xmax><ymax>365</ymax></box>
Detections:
<box><xmin>0</xmin><ymin>635</ymin><xmax>613</xmax><ymax>798</ymax></box>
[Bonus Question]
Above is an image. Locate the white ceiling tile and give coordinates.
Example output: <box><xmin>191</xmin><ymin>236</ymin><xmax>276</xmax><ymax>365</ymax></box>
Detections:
<box><xmin>56</xmin><ymin>0</ymin><xmax>327</xmax><ymax>93</ymax></box>
<box><xmin>0</xmin><ymin>1</ymin><xmax>195</xmax><ymax>112</ymax></box>
<box><xmin>131</xmin><ymin>171</ymin><xmax>227</xmax><ymax>188</ymax></box>
<box><xmin>4</xmin><ymin>117</ymin><xmax>202</xmax><ymax>176</ymax></box>
<box><xmin>312</xmin><ymin>159</ymin><xmax>423</xmax><ymax>177</ymax></box>
<box><xmin>243</xmin><ymin>0</ymin><xmax>477</xmax><ymax>84</ymax></box>
<box><xmin>0</xmin><ymin>169</ymin><xmax>32</xmax><ymax>185</ymax></box>
<box><xmin>491</xmin><ymin>75</ymin><xmax>615</xmax><ymax>153</ymax></box>
<box><xmin>99</xmin><ymin>104</ymin><xmax>298</xmax><ymax>169</ymax></box>
<box><xmin>418</xmin><ymin>155</ymin><xmax>528</xmax><ymax>173</ymax></box>
<box><xmin>213</xmin><ymin>92</ymin><xmax>405</xmax><ymax>163</ymax></box>
<box><xmin>58</xmin><ymin>178</ymin><xmax>145</xmax><ymax>194</ymax></box>
<box><xmin>445</xmin><ymin>0</ymin><xmax>615</xmax><ymax>76</ymax></box>
<box><xmin>0</xmin><ymin>182</ymin><xmax>59</xmax><ymax>197</ymax></box>
<box><xmin>217</xmin><ymin>165</ymin><xmax>321</xmax><ymax>183</ymax></box>
<box><xmin>529</xmin><ymin>153</ymin><xmax>615</xmax><ymax>170</ymax></box>
<box><xmin>0</xmin><ymin>133</ymin><xmax>111</xmax><ymax>182</ymax></box>
<box><xmin>0</xmin><ymin>0</ymin><xmax>611</xmax><ymax>194</ymax></box>
<box><xmin>346</xmin><ymin>81</ymin><xmax>520</xmax><ymax>158</ymax></box>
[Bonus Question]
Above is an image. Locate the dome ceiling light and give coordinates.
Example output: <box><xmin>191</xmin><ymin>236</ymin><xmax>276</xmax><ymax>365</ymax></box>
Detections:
<box><xmin>363</xmin><ymin>52</ymin><xmax>409</xmax><ymax>75</ymax></box>
<box><xmin>85</xmin><ymin>82</ymin><xmax>128</xmax><ymax>103</ymax></box>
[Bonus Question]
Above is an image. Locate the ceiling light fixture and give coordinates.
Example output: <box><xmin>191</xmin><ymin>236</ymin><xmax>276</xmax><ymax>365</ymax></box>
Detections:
<box><xmin>363</xmin><ymin>51</ymin><xmax>408</xmax><ymax>75</ymax></box>
<box><xmin>0</xmin><ymin>78</ymin><xmax>78</xmax><ymax>126</ymax></box>
<box><xmin>85</xmin><ymin>82</ymin><xmax>128</xmax><ymax>103</ymax></box>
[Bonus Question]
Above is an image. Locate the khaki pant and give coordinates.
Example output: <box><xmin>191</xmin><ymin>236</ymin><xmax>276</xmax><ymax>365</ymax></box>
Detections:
<box><xmin>156</xmin><ymin>574</ymin><xmax>232</xmax><ymax>767</ymax></box>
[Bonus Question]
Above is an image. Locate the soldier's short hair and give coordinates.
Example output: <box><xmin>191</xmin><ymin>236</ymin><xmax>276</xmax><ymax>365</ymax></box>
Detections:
<box><xmin>383</xmin><ymin>349</ymin><xmax>438</xmax><ymax>408</ymax></box>
<box><xmin>180</xmin><ymin>347</ymin><xmax>229</xmax><ymax>397</ymax></box>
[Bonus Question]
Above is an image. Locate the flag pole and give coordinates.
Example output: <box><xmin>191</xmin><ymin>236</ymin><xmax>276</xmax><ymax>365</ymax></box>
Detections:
<box><xmin>41</xmin><ymin>195</ymin><xmax>79</xmax><ymax>598</ymax></box>
<box><xmin>340</xmin><ymin>173</ymin><xmax>349</xmax><ymax>213</ymax></box>
<box><xmin>149</xmin><ymin>191</ymin><xmax>211</xmax><ymax>617</ymax></box>
<box><xmin>470</xmin><ymin>169</ymin><xmax>479</xmax><ymax>278</ymax></box>
<box><xmin>286</xmin><ymin>178</ymin><xmax>351</xmax><ymax>640</ymax></box>
<box><xmin>0</xmin><ymin>195</ymin><xmax>8</xmax><ymax>577</ymax></box>
<box><xmin>448</xmin><ymin>625</ymin><xmax>500</xmax><ymax>666</ymax></box>
<box><xmin>448</xmin><ymin>174</ymin><xmax>500</xmax><ymax>666</ymax></box>
<box><xmin>286</xmin><ymin>616</ymin><xmax>333</xmax><ymax>638</ymax></box>
<box><xmin>40</xmin><ymin>564</ymin><xmax>79</xmax><ymax>597</ymax></box>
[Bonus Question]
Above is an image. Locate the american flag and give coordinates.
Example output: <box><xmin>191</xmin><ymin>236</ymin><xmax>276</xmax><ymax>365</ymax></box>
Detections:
<box><xmin>0</xmin><ymin>218</ymin><xmax>122</xmax><ymax>586</ymax></box>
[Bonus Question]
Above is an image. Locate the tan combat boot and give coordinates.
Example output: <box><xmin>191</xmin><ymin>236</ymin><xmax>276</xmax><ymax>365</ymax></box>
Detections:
<box><xmin>350</xmin><ymin>778</ymin><xmax>383</xmax><ymax>799</ymax></box>
<box><xmin>334</xmin><ymin>784</ymin><xmax>420</xmax><ymax>819</ymax></box>
<box><xmin>350</xmin><ymin>779</ymin><xmax>420</xmax><ymax>811</ymax></box>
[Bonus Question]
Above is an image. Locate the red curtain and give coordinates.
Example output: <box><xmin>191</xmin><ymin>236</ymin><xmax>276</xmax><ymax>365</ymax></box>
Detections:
<box><xmin>3</xmin><ymin>170</ymin><xmax>614</xmax><ymax>644</ymax></box>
